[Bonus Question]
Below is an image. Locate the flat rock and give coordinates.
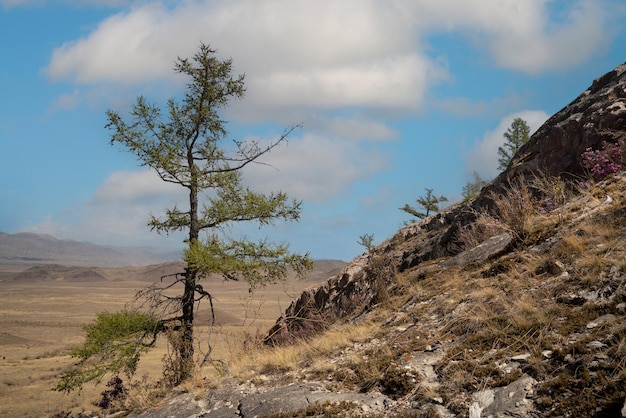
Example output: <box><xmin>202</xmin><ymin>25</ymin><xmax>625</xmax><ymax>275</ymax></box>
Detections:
<box><xmin>439</xmin><ymin>233</ymin><xmax>514</xmax><ymax>269</ymax></box>
<box><xmin>470</xmin><ymin>374</ymin><xmax>536</xmax><ymax>418</ymax></box>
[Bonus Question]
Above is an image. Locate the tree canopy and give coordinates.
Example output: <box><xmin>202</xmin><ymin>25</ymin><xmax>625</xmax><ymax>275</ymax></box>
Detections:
<box><xmin>400</xmin><ymin>188</ymin><xmax>448</xmax><ymax>221</ymax></box>
<box><xmin>498</xmin><ymin>118</ymin><xmax>531</xmax><ymax>171</ymax></box>
<box><xmin>57</xmin><ymin>43</ymin><xmax>312</xmax><ymax>391</ymax></box>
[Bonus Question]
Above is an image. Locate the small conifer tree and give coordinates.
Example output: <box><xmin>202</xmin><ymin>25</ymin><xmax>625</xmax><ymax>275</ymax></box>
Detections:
<box><xmin>498</xmin><ymin>118</ymin><xmax>530</xmax><ymax>171</ymax></box>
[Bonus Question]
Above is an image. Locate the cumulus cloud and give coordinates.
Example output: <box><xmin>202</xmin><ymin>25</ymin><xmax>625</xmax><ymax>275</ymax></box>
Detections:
<box><xmin>46</xmin><ymin>0</ymin><xmax>617</xmax><ymax>92</ymax></box>
<box><xmin>29</xmin><ymin>169</ymin><xmax>187</xmax><ymax>248</ymax></box>
<box><xmin>406</xmin><ymin>0</ymin><xmax>614</xmax><ymax>74</ymax></box>
<box><xmin>481</xmin><ymin>0</ymin><xmax>611</xmax><ymax>73</ymax></box>
<box><xmin>466</xmin><ymin>110</ymin><xmax>550</xmax><ymax>180</ymax></box>
<box><xmin>46</xmin><ymin>0</ymin><xmax>449</xmax><ymax>117</ymax></box>
<box><xmin>242</xmin><ymin>133</ymin><xmax>392</xmax><ymax>203</ymax></box>
<box><xmin>92</xmin><ymin>169</ymin><xmax>184</xmax><ymax>203</ymax></box>
<box><xmin>30</xmin><ymin>130</ymin><xmax>389</xmax><ymax>246</ymax></box>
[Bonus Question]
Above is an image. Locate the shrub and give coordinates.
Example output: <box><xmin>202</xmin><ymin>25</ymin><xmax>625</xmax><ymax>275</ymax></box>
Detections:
<box><xmin>54</xmin><ymin>309</ymin><xmax>161</xmax><ymax>392</ymax></box>
<box><xmin>459</xmin><ymin>178</ymin><xmax>537</xmax><ymax>250</ymax></box>
<box><xmin>96</xmin><ymin>376</ymin><xmax>127</xmax><ymax>409</ymax></box>
<box><xmin>581</xmin><ymin>136</ymin><xmax>626</xmax><ymax>181</ymax></box>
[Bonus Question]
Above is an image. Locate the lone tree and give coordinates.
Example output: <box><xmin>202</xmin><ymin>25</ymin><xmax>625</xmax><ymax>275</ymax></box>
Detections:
<box><xmin>400</xmin><ymin>188</ymin><xmax>448</xmax><ymax>221</ymax></box>
<box><xmin>357</xmin><ymin>233</ymin><xmax>375</xmax><ymax>251</ymax></box>
<box><xmin>56</xmin><ymin>43</ymin><xmax>312</xmax><ymax>391</ymax></box>
<box><xmin>461</xmin><ymin>171</ymin><xmax>488</xmax><ymax>201</ymax></box>
<box><xmin>498</xmin><ymin>118</ymin><xmax>531</xmax><ymax>171</ymax></box>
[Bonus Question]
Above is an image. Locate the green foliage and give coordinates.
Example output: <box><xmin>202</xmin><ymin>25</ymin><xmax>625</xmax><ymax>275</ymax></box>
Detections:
<box><xmin>101</xmin><ymin>43</ymin><xmax>312</xmax><ymax>385</ymax></box>
<box><xmin>357</xmin><ymin>233</ymin><xmax>375</xmax><ymax>251</ymax></box>
<box><xmin>400</xmin><ymin>188</ymin><xmax>448</xmax><ymax>221</ymax></box>
<box><xmin>462</xmin><ymin>171</ymin><xmax>488</xmax><ymax>201</ymax></box>
<box><xmin>55</xmin><ymin>310</ymin><xmax>160</xmax><ymax>392</ymax></box>
<box><xmin>185</xmin><ymin>235</ymin><xmax>313</xmax><ymax>289</ymax></box>
<box><xmin>498</xmin><ymin>118</ymin><xmax>530</xmax><ymax>171</ymax></box>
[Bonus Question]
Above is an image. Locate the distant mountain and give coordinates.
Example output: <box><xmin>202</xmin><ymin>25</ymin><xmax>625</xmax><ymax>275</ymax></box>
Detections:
<box><xmin>0</xmin><ymin>232</ymin><xmax>181</xmax><ymax>268</ymax></box>
<box><xmin>1</xmin><ymin>259</ymin><xmax>346</xmax><ymax>284</ymax></box>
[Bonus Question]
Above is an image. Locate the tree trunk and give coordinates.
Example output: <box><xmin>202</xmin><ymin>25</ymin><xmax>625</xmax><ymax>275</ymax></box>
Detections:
<box><xmin>179</xmin><ymin>177</ymin><xmax>199</xmax><ymax>382</ymax></box>
<box><xmin>179</xmin><ymin>267</ymin><xmax>195</xmax><ymax>382</ymax></box>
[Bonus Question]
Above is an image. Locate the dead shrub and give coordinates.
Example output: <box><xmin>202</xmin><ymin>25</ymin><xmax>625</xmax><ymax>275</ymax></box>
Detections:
<box><xmin>531</xmin><ymin>171</ymin><xmax>580</xmax><ymax>217</ymax></box>
<box><xmin>365</xmin><ymin>253</ymin><xmax>396</xmax><ymax>305</ymax></box>
<box><xmin>488</xmin><ymin>178</ymin><xmax>537</xmax><ymax>242</ymax></box>
<box><xmin>458</xmin><ymin>178</ymin><xmax>538</xmax><ymax>250</ymax></box>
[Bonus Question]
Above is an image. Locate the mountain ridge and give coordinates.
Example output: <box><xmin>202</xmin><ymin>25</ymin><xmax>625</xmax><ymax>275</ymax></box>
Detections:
<box><xmin>0</xmin><ymin>231</ymin><xmax>182</xmax><ymax>268</ymax></box>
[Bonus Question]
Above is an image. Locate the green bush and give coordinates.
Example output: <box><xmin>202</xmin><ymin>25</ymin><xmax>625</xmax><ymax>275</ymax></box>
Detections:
<box><xmin>55</xmin><ymin>309</ymin><xmax>160</xmax><ymax>392</ymax></box>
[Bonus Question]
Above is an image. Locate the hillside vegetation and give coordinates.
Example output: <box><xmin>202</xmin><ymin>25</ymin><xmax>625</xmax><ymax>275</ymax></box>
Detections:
<box><xmin>217</xmin><ymin>173</ymin><xmax>626</xmax><ymax>417</ymax></box>
<box><xmin>125</xmin><ymin>61</ymin><xmax>626</xmax><ymax>418</ymax></box>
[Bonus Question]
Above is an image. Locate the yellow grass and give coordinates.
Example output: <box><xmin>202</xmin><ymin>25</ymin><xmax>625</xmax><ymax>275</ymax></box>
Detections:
<box><xmin>0</xmin><ymin>276</ymin><xmax>318</xmax><ymax>417</ymax></box>
<box><xmin>228</xmin><ymin>320</ymin><xmax>379</xmax><ymax>381</ymax></box>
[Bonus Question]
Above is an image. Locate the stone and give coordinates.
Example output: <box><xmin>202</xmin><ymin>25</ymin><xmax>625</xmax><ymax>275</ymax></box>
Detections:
<box><xmin>136</xmin><ymin>393</ymin><xmax>204</xmax><ymax>418</ymax></box>
<box><xmin>238</xmin><ymin>384</ymin><xmax>314</xmax><ymax>417</ymax></box>
<box><xmin>479</xmin><ymin>374</ymin><xmax>537</xmax><ymax>418</ymax></box>
<box><xmin>586</xmin><ymin>340</ymin><xmax>607</xmax><ymax>350</ymax></box>
<box><xmin>510</xmin><ymin>353</ymin><xmax>532</xmax><ymax>362</ymax></box>
<box><xmin>469</xmin><ymin>389</ymin><xmax>494</xmax><ymax>418</ymax></box>
<box><xmin>586</xmin><ymin>314</ymin><xmax>617</xmax><ymax>329</ymax></box>
<box><xmin>439</xmin><ymin>233</ymin><xmax>514</xmax><ymax>269</ymax></box>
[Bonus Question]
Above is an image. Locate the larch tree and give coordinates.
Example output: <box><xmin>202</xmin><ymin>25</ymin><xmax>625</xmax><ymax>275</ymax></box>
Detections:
<box><xmin>497</xmin><ymin>118</ymin><xmax>531</xmax><ymax>171</ymax></box>
<box><xmin>461</xmin><ymin>171</ymin><xmax>488</xmax><ymax>201</ymax></box>
<box><xmin>57</xmin><ymin>43</ymin><xmax>312</xmax><ymax>390</ymax></box>
<box><xmin>400</xmin><ymin>188</ymin><xmax>448</xmax><ymax>221</ymax></box>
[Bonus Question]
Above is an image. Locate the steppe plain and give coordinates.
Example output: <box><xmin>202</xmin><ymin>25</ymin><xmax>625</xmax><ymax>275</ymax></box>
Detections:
<box><xmin>0</xmin><ymin>260</ymin><xmax>344</xmax><ymax>417</ymax></box>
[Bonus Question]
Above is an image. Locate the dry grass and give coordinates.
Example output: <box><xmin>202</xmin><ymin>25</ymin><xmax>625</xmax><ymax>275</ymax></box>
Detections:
<box><xmin>4</xmin><ymin>176</ymin><xmax>626</xmax><ymax>417</ymax></box>
<box><xmin>229</xmin><ymin>320</ymin><xmax>379</xmax><ymax>381</ymax></box>
<box><xmin>226</xmin><ymin>174</ymin><xmax>626</xmax><ymax>416</ymax></box>
<box><xmin>0</xmin><ymin>276</ymin><xmax>319</xmax><ymax>417</ymax></box>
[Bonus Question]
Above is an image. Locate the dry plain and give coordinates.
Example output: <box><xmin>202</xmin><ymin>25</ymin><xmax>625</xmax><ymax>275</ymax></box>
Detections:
<box><xmin>0</xmin><ymin>262</ymin><xmax>341</xmax><ymax>417</ymax></box>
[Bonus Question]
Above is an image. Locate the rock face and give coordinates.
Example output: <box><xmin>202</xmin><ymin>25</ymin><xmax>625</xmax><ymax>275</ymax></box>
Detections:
<box><xmin>504</xmin><ymin>62</ymin><xmax>626</xmax><ymax>181</ymax></box>
<box><xmin>265</xmin><ymin>61</ymin><xmax>626</xmax><ymax>347</ymax></box>
<box><xmin>264</xmin><ymin>254</ymin><xmax>393</xmax><ymax>346</ymax></box>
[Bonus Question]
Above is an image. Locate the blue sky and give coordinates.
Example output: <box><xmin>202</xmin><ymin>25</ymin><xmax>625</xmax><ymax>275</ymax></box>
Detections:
<box><xmin>1</xmin><ymin>0</ymin><xmax>625</xmax><ymax>262</ymax></box>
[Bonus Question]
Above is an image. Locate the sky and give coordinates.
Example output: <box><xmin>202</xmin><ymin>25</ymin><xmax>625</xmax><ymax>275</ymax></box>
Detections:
<box><xmin>1</xmin><ymin>0</ymin><xmax>625</xmax><ymax>262</ymax></box>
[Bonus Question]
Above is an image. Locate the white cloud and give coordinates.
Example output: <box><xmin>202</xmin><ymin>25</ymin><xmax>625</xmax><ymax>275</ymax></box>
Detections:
<box><xmin>242</xmin><ymin>133</ymin><xmax>392</xmax><ymax>203</ymax></box>
<box><xmin>44</xmin><ymin>0</ymin><xmax>618</xmax><ymax>122</ymax></box>
<box><xmin>466</xmin><ymin>110</ymin><xmax>550</xmax><ymax>180</ymax></box>
<box><xmin>48</xmin><ymin>88</ymin><xmax>82</xmax><ymax>112</ymax></box>
<box><xmin>46</xmin><ymin>0</ymin><xmax>446</xmax><ymax>117</ymax></box>
<box><xmin>93</xmin><ymin>169</ymin><xmax>184</xmax><ymax>203</ymax></box>
<box><xmin>310</xmin><ymin>116</ymin><xmax>398</xmax><ymax>142</ymax></box>
<box><xmin>30</xmin><ymin>169</ymin><xmax>187</xmax><ymax>248</ymax></box>
<box><xmin>482</xmin><ymin>0</ymin><xmax>611</xmax><ymax>73</ymax></box>
<box><xmin>30</xmin><ymin>134</ymin><xmax>390</xmax><ymax>245</ymax></box>
<box><xmin>408</xmin><ymin>0</ymin><xmax>614</xmax><ymax>74</ymax></box>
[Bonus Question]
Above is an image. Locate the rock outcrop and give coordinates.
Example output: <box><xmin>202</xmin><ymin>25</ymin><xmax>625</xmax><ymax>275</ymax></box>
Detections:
<box><xmin>504</xmin><ymin>62</ymin><xmax>626</xmax><ymax>181</ymax></box>
<box><xmin>265</xmin><ymin>61</ymin><xmax>626</xmax><ymax>347</ymax></box>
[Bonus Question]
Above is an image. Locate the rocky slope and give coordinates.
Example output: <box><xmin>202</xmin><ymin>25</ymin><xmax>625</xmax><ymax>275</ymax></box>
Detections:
<box><xmin>115</xmin><ymin>62</ymin><xmax>626</xmax><ymax>418</ymax></box>
<box><xmin>265</xmin><ymin>61</ymin><xmax>626</xmax><ymax>348</ymax></box>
